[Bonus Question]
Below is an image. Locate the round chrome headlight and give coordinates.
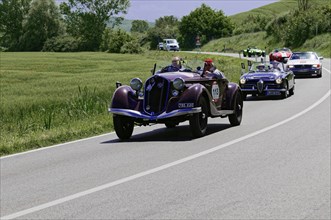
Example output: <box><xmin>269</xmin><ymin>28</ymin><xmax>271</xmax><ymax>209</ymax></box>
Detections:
<box><xmin>130</xmin><ymin>78</ymin><xmax>143</xmax><ymax>91</ymax></box>
<box><xmin>240</xmin><ymin>78</ymin><xmax>246</xmax><ymax>84</ymax></box>
<box><xmin>275</xmin><ymin>77</ymin><xmax>282</xmax><ymax>84</ymax></box>
<box><xmin>173</xmin><ymin>77</ymin><xmax>185</xmax><ymax>90</ymax></box>
<box><xmin>172</xmin><ymin>90</ymin><xmax>179</xmax><ymax>97</ymax></box>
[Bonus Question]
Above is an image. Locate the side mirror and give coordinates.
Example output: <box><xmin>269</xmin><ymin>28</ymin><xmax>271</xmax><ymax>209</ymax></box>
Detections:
<box><xmin>116</xmin><ymin>81</ymin><xmax>122</xmax><ymax>88</ymax></box>
<box><xmin>241</xmin><ymin>63</ymin><xmax>246</xmax><ymax>75</ymax></box>
<box><xmin>319</xmin><ymin>57</ymin><xmax>324</xmax><ymax>60</ymax></box>
<box><xmin>247</xmin><ymin>60</ymin><xmax>252</xmax><ymax>69</ymax></box>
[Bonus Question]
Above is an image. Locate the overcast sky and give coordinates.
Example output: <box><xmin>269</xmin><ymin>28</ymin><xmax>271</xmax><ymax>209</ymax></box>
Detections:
<box><xmin>124</xmin><ymin>0</ymin><xmax>278</xmax><ymax>22</ymax></box>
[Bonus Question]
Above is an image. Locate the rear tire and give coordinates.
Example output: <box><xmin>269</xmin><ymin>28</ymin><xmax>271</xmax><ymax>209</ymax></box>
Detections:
<box><xmin>228</xmin><ymin>91</ymin><xmax>243</xmax><ymax>126</ymax></box>
<box><xmin>189</xmin><ymin>96</ymin><xmax>208</xmax><ymax>138</ymax></box>
<box><xmin>113</xmin><ymin>115</ymin><xmax>134</xmax><ymax>140</ymax></box>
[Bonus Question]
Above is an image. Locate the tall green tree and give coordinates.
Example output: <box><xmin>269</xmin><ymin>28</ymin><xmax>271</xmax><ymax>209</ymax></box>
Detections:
<box><xmin>179</xmin><ymin>4</ymin><xmax>233</xmax><ymax>48</ymax></box>
<box><xmin>147</xmin><ymin>15</ymin><xmax>179</xmax><ymax>49</ymax></box>
<box><xmin>60</xmin><ymin>0</ymin><xmax>130</xmax><ymax>51</ymax></box>
<box><xmin>19</xmin><ymin>0</ymin><xmax>64</xmax><ymax>51</ymax></box>
<box><xmin>131</xmin><ymin>20</ymin><xmax>149</xmax><ymax>33</ymax></box>
<box><xmin>0</xmin><ymin>0</ymin><xmax>31</xmax><ymax>50</ymax></box>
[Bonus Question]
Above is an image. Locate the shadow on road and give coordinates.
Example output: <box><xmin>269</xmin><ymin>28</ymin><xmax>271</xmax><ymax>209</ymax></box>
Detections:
<box><xmin>101</xmin><ymin>123</ymin><xmax>232</xmax><ymax>144</ymax></box>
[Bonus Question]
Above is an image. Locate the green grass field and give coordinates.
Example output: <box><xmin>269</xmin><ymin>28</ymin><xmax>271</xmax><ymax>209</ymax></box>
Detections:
<box><xmin>0</xmin><ymin>51</ymin><xmax>242</xmax><ymax>156</ymax></box>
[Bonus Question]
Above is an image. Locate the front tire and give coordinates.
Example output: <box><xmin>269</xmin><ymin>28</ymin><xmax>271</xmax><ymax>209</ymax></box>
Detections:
<box><xmin>228</xmin><ymin>91</ymin><xmax>243</xmax><ymax>126</ymax></box>
<box><xmin>165</xmin><ymin>121</ymin><xmax>177</xmax><ymax>128</ymax></box>
<box><xmin>281</xmin><ymin>82</ymin><xmax>289</xmax><ymax>99</ymax></box>
<box><xmin>289</xmin><ymin>85</ymin><xmax>295</xmax><ymax>96</ymax></box>
<box><xmin>189</xmin><ymin>96</ymin><xmax>208</xmax><ymax>138</ymax></box>
<box><xmin>113</xmin><ymin>115</ymin><xmax>134</xmax><ymax>140</ymax></box>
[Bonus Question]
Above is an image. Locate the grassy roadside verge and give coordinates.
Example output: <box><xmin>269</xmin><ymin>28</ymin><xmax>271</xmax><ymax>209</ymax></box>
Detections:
<box><xmin>0</xmin><ymin>51</ymin><xmax>242</xmax><ymax>156</ymax></box>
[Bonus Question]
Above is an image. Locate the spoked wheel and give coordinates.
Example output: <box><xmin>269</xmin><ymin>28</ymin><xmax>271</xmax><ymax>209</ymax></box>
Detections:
<box><xmin>228</xmin><ymin>91</ymin><xmax>243</xmax><ymax>126</ymax></box>
<box><xmin>189</xmin><ymin>96</ymin><xmax>208</xmax><ymax>138</ymax></box>
<box><xmin>113</xmin><ymin>115</ymin><xmax>134</xmax><ymax>140</ymax></box>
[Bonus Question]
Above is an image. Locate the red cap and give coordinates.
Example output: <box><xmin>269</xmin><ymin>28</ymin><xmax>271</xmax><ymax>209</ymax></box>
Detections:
<box><xmin>204</xmin><ymin>58</ymin><xmax>213</xmax><ymax>63</ymax></box>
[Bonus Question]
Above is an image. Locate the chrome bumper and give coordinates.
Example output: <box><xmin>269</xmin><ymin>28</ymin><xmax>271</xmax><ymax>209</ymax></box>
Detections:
<box><xmin>108</xmin><ymin>107</ymin><xmax>201</xmax><ymax>120</ymax></box>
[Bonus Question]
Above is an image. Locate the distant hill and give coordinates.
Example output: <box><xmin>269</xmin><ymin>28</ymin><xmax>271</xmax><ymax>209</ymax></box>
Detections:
<box><xmin>201</xmin><ymin>0</ymin><xmax>331</xmax><ymax>58</ymax></box>
<box><xmin>230</xmin><ymin>0</ymin><xmax>328</xmax><ymax>28</ymax></box>
<box><xmin>112</xmin><ymin>19</ymin><xmax>155</xmax><ymax>32</ymax></box>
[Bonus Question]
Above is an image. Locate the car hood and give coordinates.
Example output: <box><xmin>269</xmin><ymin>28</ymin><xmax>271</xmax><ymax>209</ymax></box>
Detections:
<box><xmin>287</xmin><ymin>59</ymin><xmax>320</xmax><ymax>65</ymax></box>
<box><xmin>243</xmin><ymin>71</ymin><xmax>282</xmax><ymax>80</ymax></box>
<box><xmin>155</xmin><ymin>72</ymin><xmax>201</xmax><ymax>81</ymax></box>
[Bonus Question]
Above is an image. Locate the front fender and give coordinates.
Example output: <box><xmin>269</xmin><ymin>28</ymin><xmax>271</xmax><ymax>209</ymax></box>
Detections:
<box><xmin>226</xmin><ymin>83</ymin><xmax>241</xmax><ymax>110</ymax></box>
<box><xmin>110</xmin><ymin>85</ymin><xmax>139</xmax><ymax>110</ymax></box>
<box><xmin>166</xmin><ymin>84</ymin><xmax>210</xmax><ymax>112</ymax></box>
<box><xmin>179</xmin><ymin>84</ymin><xmax>210</xmax><ymax>106</ymax></box>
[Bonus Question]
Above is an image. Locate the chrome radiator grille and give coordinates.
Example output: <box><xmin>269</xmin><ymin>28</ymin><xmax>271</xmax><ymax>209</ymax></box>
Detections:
<box><xmin>144</xmin><ymin>76</ymin><xmax>170</xmax><ymax>115</ymax></box>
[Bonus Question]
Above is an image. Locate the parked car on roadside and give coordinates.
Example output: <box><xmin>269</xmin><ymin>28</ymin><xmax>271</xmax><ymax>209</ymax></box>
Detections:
<box><xmin>286</xmin><ymin>52</ymin><xmax>323</xmax><ymax>78</ymax></box>
<box><xmin>239</xmin><ymin>61</ymin><xmax>295</xmax><ymax>100</ymax></box>
<box><xmin>109</xmin><ymin>61</ymin><xmax>243</xmax><ymax>140</ymax></box>
<box><xmin>163</xmin><ymin>39</ymin><xmax>180</xmax><ymax>51</ymax></box>
<box><xmin>157</xmin><ymin>42</ymin><xmax>164</xmax><ymax>50</ymax></box>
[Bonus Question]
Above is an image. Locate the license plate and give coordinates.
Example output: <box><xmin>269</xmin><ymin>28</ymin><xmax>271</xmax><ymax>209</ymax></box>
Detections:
<box><xmin>267</xmin><ymin>91</ymin><xmax>281</xmax><ymax>96</ymax></box>
<box><xmin>297</xmin><ymin>69</ymin><xmax>308</xmax><ymax>72</ymax></box>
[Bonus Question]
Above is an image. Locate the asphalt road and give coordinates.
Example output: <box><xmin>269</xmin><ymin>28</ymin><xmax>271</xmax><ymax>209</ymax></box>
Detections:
<box><xmin>1</xmin><ymin>57</ymin><xmax>330</xmax><ymax>220</ymax></box>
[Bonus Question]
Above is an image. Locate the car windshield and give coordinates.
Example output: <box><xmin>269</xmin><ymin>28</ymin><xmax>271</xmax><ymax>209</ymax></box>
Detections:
<box><xmin>167</xmin><ymin>40</ymin><xmax>176</xmax><ymax>43</ymax></box>
<box><xmin>290</xmin><ymin>52</ymin><xmax>317</xmax><ymax>60</ymax></box>
<box><xmin>154</xmin><ymin>58</ymin><xmax>203</xmax><ymax>74</ymax></box>
<box><xmin>249</xmin><ymin>62</ymin><xmax>284</xmax><ymax>72</ymax></box>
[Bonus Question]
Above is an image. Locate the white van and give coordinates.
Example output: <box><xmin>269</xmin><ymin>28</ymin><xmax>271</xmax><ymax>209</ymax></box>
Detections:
<box><xmin>163</xmin><ymin>39</ymin><xmax>180</xmax><ymax>51</ymax></box>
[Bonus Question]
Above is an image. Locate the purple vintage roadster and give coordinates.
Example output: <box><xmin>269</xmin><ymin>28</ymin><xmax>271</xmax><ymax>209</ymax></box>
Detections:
<box><xmin>109</xmin><ymin>61</ymin><xmax>243</xmax><ymax>140</ymax></box>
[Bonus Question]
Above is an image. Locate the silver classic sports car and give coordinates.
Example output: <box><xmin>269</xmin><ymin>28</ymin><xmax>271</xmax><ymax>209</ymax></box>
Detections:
<box><xmin>286</xmin><ymin>52</ymin><xmax>323</xmax><ymax>78</ymax></box>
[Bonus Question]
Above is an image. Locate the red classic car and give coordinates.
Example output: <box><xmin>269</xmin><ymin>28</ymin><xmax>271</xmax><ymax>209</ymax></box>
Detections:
<box><xmin>269</xmin><ymin>48</ymin><xmax>292</xmax><ymax>63</ymax></box>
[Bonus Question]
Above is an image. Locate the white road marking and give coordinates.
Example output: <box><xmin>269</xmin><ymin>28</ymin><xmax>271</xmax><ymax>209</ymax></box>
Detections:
<box><xmin>2</xmin><ymin>83</ymin><xmax>330</xmax><ymax>219</ymax></box>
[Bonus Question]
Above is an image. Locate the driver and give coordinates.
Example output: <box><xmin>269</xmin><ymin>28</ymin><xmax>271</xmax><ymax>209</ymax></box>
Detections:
<box><xmin>160</xmin><ymin>56</ymin><xmax>182</xmax><ymax>72</ymax></box>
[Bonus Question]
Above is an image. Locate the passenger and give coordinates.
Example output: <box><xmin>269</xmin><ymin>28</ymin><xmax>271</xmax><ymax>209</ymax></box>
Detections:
<box><xmin>271</xmin><ymin>61</ymin><xmax>281</xmax><ymax>71</ymax></box>
<box><xmin>203</xmin><ymin>58</ymin><xmax>225</xmax><ymax>78</ymax></box>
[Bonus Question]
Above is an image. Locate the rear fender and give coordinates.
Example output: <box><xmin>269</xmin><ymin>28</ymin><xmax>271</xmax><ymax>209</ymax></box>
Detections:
<box><xmin>226</xmin><ymin>83</ymin><xmax>241</xmax><ymax>110</ymax></box>
<box><xmin>111</xmin><ymin>85</ymin><xmax>139</xmax><ymax>110</ymax></box>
